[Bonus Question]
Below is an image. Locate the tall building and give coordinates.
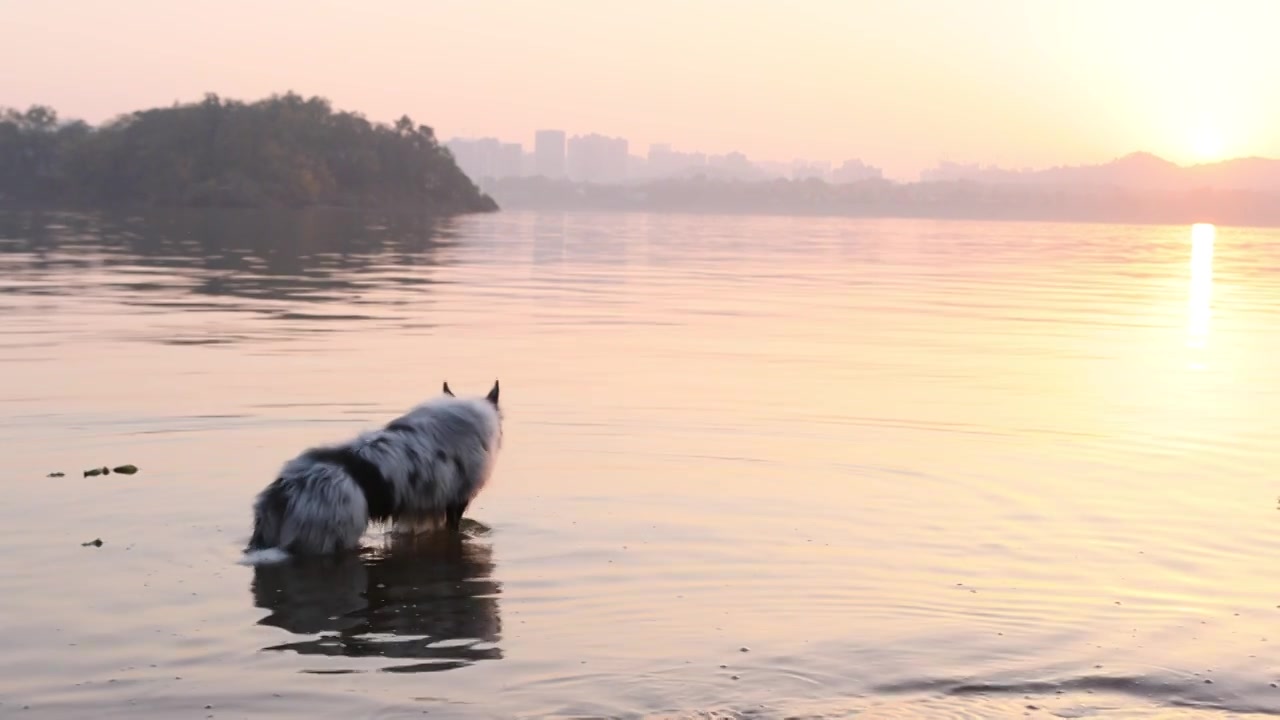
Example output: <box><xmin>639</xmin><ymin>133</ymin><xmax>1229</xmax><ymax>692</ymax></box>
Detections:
<box><xmin>627</xmin><ymin>154</ymin><xmax>649</xmax><ymax>181</ymax></box>
<box><xmin>567</xmin><ymin>133</ymin><xmax>629</xmax><ymax>184</ymax></box>
<box><xmin>493</xmin><ymin>142</ymin><xmax>524</xmax><ymax>179</ymax></box>
<box><xmin>832</xmin><ymin>159</ymin><xmax>884</xmax><ymax>183</ymax></box>
<box><xmin>791</xmin><ymin>159</ymin><xmax>831</xmax><ymax>181</ymax></box>
<box><xmin>534</xmin><ymin>130</ymin><xmax>567</xmax><ymax>179</ymax></box>
<box><xmin>647</xmin><ymin>144</ymin><xmax>707</xmax><ymax>179</ymax></box>
<box><xmin>445</xmin><ymin>138</ymin><xmax>525</xmax><ymax>181</ymax></box>
<box><xmin>706</xmin><ymin>151</ymin><xmax>760</xmax><ymax>180</ymax></box>
<box><xmin>445</xmin><ymin>138</ymin><xmax>492</xmax><ymax>181</ymax></box>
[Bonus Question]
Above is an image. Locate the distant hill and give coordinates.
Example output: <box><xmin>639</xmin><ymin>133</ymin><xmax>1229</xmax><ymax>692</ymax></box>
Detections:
<box><xmin>475</xmin><ymin>149</ymin><xmax>1280</xmax><ymax>226</ymax></box>
<box><xmin>0</xmin><ymin>93</ymin><xmax>498</xmax><ymax>214</ymax></box>
<box><xmin>922</xmin><ymin>152</ymin><xmax>1280</xmax><ymax>193</ymax></box>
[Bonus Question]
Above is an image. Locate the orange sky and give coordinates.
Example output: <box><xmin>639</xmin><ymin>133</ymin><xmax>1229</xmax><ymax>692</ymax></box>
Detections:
<box><xmin>2</xmin><ymin>0</ymin><xmax>1277</xmax><ymax>179</ymax></box>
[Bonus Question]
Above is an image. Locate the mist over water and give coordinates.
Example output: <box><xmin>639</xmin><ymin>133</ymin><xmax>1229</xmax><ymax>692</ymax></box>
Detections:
<box><xmin>2</xmin><ymin>209</ymin><xmax>1279</xmax><ymax>718</ymax></box>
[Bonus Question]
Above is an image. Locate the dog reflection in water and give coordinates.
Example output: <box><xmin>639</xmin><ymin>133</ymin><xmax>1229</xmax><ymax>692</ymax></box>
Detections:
<box><xmin>250</xmin><ymin>521</ymin><xmax>501</xmax><ymax>673</ymax></box>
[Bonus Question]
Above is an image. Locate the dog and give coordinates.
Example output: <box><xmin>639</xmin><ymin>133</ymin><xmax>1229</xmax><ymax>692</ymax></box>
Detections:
<box><xmin>242</xmin><ymin>380</ymin><xmax>503</xmax><ymax>564</ymax></box>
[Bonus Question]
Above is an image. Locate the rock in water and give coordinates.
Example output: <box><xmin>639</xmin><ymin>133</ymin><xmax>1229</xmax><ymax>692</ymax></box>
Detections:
<box><xmin>112</xmin><ymin>465</ymin><xmax>139</xmax><ymax>475</ymax></box>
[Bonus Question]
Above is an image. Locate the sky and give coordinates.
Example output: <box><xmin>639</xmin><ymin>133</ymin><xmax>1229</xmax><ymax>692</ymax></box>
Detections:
<box><xmin>2</xmin><ymin>0</ymin><xmax>1277</xmax><ymax>179</ymax></box>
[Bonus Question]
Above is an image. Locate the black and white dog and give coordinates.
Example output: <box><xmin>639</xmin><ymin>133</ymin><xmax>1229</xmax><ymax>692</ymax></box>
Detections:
<box><xmin>242</xmin><ymin>380</ymin><xmax>503</xmax><ymax>564</ymax></box>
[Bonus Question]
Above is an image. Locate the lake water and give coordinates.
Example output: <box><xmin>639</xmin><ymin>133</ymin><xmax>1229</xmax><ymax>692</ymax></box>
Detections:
<box><xmin>1</xmin><ymin>209</ymin><xmax>1279</xmax><ymax>719</ymax></box>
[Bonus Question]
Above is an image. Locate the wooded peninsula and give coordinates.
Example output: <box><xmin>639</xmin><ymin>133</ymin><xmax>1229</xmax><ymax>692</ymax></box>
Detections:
<box><xmin>0</xmin><ymin>92</ymin><xmax>498</xmax><ymax>214</ymax></box>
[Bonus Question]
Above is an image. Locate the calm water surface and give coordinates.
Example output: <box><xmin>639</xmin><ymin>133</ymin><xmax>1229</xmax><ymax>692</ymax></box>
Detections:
<box><xmin>1</xmin><ymin>209</ymin><xmax>1279</xmax><ymax>719</ymax></box>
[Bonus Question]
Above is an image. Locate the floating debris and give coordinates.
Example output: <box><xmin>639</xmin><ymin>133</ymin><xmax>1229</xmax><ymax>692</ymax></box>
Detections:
<box><xmin>81</xmin><ymin>538</ymin><xmax>103</xmax><ymax>547</ymax></box>
<box><xmin>47</xmin><ymin>472</ymin><xmax>65</xmax><ymax>478</ymax></box>
<box><xmin>79</xmin><ymin>464</ymin><xmax>139</xmax><ymax>477</ymax></box>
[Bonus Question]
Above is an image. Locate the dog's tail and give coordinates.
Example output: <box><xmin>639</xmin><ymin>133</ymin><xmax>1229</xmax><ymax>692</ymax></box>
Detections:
<box><xmin>242</xmin><ymin>523</ymin><xmax>290</xmax><ymax>565</ymax></box>
<box><xmin>242</xmin><ymin>489</ymin><xmax>291</xmax><ymax>565</ymax></box>
<box><xmin>240</xmin><ymin>546</ymin><xmax>291</xmax><ymax>565</ymax></box>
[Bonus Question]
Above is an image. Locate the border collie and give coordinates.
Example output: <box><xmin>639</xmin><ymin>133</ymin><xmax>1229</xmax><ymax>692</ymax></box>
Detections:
<box><xmin>242</xmin><ymin>380</ymin><xmax>503</xmax><ymax>564</ymax></box>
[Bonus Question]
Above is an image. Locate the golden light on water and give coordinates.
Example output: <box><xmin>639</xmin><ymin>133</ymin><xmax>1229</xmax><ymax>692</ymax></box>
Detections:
<box><xmin>1187</xmin><ymin>223</ymin><xmax>1215</xmax><ymax>354</ymax></box>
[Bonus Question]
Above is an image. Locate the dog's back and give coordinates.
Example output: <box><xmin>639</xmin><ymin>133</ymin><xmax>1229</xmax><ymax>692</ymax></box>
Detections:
<box><xmin>373</xmin><ymin>390</ymin><xmax>504</xmax><ymax>523</ymax></box>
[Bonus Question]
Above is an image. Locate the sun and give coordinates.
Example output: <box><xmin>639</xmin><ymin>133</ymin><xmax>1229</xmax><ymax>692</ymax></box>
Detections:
<box><xmin>1190</xmin><ymin>127</ymin><xmax>1226</xmax><ymax>163</ymax></box>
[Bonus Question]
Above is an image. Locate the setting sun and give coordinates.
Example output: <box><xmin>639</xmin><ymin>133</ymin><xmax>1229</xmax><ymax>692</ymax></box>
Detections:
<box><xmin>1190</xmin><ymin>127</ymin><xmax>1226</xmax><ymax>163</ymax></box>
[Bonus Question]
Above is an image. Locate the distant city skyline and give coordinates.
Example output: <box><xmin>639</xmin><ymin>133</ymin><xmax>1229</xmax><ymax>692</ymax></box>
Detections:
<box><xmin>446</xmin><ymin>130</ymin><xmax>886</xmax><ymax>185</ymax></box>
<box><xmin>444</xmin><ymin>127</ymin><xmax>1273</xmax><ymax>187</ymax></box>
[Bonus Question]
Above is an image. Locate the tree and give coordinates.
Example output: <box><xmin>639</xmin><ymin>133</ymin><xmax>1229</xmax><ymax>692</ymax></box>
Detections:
<box><xmin>0</xmin><ymin>93</ymin><xmax>498</xmax><ymax>213</ymax></box>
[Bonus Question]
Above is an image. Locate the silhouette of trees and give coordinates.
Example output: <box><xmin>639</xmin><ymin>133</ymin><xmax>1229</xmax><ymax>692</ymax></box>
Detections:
<box><xmin>0</xmin><ymin>92</ymin><xmax>498</xmax><ymax>213</ymax></box>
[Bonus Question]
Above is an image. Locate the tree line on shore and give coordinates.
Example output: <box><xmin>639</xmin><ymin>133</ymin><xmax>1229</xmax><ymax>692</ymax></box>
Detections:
<box><xmin>0</xmin><ymin>92</ymin><xmax>498</xmax><ymax>214</ymax></box>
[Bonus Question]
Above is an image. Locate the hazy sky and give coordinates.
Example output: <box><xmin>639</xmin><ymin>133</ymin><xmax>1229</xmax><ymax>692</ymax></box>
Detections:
<box><xmin>2</xmin><ymin>0</ymin><xmax>1277</xmax><ymax>179</ymax></box>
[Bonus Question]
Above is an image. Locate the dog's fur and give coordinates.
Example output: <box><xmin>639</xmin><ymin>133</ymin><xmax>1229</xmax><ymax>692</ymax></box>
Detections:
<box><xmin>242</xmin><ymin>380</ymin><xmax>502</xmax><ymax>564</ymax></box>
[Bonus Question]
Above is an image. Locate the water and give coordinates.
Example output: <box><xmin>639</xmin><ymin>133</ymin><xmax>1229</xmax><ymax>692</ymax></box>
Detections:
<box><xmin>1</xmin><ymin>209</ymin><xmax>1279</xmax><ymax>718</ymax></box>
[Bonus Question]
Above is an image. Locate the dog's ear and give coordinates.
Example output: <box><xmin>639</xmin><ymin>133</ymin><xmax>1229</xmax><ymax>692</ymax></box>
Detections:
<box><xmin>485</xmin><ymin>379</ymin><xmax>500</xmax><ymax>406</ymax></box>
<box><xmin>442</xmin><ymin>381</ymin><xmax>455</xmax><ymax>397</ymax></box>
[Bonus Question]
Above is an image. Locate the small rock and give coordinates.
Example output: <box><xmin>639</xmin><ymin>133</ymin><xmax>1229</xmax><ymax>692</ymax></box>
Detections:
<box><xmin>739</xmin><ymin>646</ymin><xmax>750</xmax><ymax>652</ymax></box>
<box><xmin>731</xmin><ymin>675</ymin><xmax>740</xmax><ymax>680</ymax></box>
<box><xmin>81</xmin><ymin>538</ymin><xmax>103</xmax><ymax>547</ymax></box>
<box><xmin>84</xmin><ymin>468</ymin><xmax>104</xmax><ymax>477</ymax></box>
<box><xmin>112</xmin><ymin>464</ymin><xmax>139</xmax><ymax>475</ymax></box>
<box><xmin>47</xmin><ymin>472</ymin><xmax>65</xmax><ymax>478</ymax></box>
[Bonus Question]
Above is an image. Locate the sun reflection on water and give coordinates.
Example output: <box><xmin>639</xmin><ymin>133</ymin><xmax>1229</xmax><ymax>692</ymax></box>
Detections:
<box><xmin>1187</xmin><ymin>223</ymin><xmax>1215</xmax><ymax>362</ymax></box>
